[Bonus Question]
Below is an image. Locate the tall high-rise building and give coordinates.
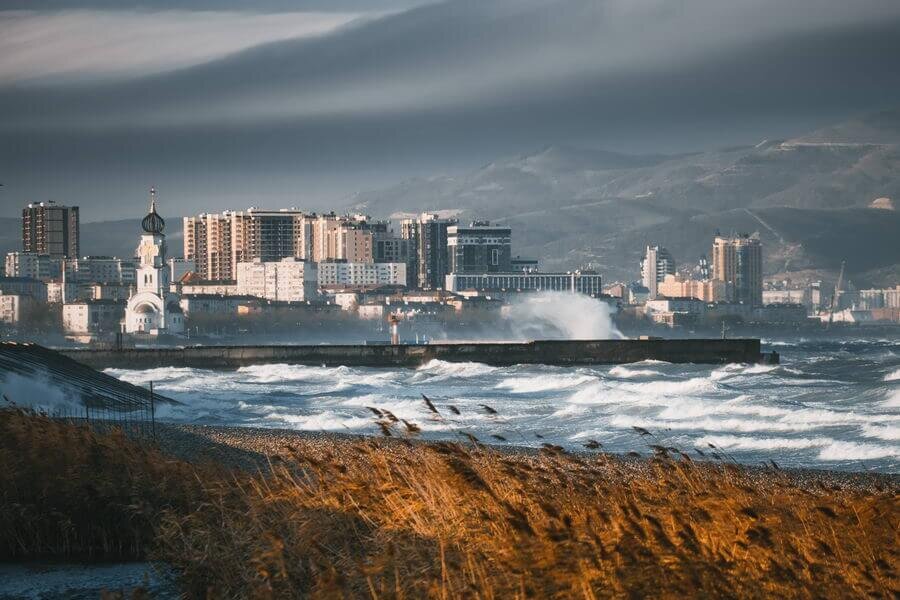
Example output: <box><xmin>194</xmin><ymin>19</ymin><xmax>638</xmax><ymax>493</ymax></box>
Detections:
<box><xmin>22</xmin><ymin>202</ymin><xmax>80</xmax><ymax>258</ymax></box>
<box><xmin>185</xmin><ymin>209</ymin><xmax>307</xmax><ymax>281</ymax></box>
<box><xmin>183</xmin><ymin>212</ymin><xmax>234</xmax><ymax>280</ymax></box>
<box><xmin>712</xmin><ymin>234</ymin><xmax>762</xmax><ymax>305</ymax></box>
<box><xmin>448</xmin><ymin>221</ymin><xmax>512</xmax><ymax>274</ymax></box>
<box><xmin>184</xmin><ymin>209</ymin><xmax>384</xmax><ymax>281</ymax></box>
<box><xmin>401</xmin><ymin>213</ymin><xmax>457</xmax><ymax>290</ymax></box>
<box><xmin>640</xmin><ymin>245</ymin><xmax>675</xmax><ymax>299</ymax></box>
<box><xmin>310</xmin><ymin>214</ymin><xmax>376</xmax><ymax>264</ymax></box>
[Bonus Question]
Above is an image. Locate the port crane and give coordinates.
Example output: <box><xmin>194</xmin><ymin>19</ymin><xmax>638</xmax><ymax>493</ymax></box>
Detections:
<box><xmin>827</xmin><ymin>260</ymin><xmax>845</xmax><ymax>328</ymax></box>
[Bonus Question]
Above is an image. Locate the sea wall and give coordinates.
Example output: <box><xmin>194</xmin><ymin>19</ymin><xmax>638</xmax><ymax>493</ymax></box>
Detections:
<box><xmin>60</xmin><ymin>339</ymin><xmax>770</xmax><ymax>370</ymax></box>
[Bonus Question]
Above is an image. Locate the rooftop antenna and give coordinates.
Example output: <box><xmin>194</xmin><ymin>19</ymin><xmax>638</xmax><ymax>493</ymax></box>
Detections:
<box><xmin>149</xmin><ymin>186</ymin><xmax>157</xmax><ymax>213</ymax></box>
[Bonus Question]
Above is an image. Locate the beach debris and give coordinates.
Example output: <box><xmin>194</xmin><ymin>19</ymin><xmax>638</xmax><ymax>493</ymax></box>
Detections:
<box><xmin>583</xmin><ymin>440</ymin><xmax>601</xmax><ymax>450</ymax></box>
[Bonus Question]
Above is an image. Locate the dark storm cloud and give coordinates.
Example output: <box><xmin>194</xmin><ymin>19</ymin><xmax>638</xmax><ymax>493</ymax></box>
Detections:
<box><xmin>1</xmin><ymin>0</ymin><xmax>900</xmax><ymax>219</ymax></box>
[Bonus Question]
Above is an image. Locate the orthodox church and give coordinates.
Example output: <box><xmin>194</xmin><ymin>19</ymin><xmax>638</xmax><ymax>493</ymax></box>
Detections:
<box><xmin>123</xmin><ymin>189</ymin><xmax>185</xmax><ymax>335</ymax></box>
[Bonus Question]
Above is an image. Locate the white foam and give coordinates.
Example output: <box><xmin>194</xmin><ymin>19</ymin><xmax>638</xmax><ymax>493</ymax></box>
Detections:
<box><xmin>494</xmin><ymin>374</ymin><xmax>595</xmax><ymax>393</ymax></box>
<box><xmin>881</xmin><ymin>389</ymin><xmax>900</xmax><ymax>409</ymax></box>
<box><xmin>699</xmin><ymin>434</ymin><xmax>829</xmax><ymax>451</ymax></box>
<box><xmin>699</xmin><ymin>434</ymin><xmax>899</xmax><ymax>462</ymax></box>
<box><xmin>884</xmin><ymin>368</ymin><xmax>900</xmax><ymax>382</ymax></box>
<box><xmin>608</xmin><ymin>366</ymin><xmax>662</xmax><ymax>379</ymax></box>
<box><xmin>263</xmin><ymin>412</ymin><xmax>373</xmax><ymax>431</ymax></box>
<box><xmin>860</xmin><ymin>423</ymin><xmax>900</xmax><ymax>441</ymax></box>
<box><xmin>0</xmin><ymin>371</ymin><xmax>82</xmax><ymax>414</ymax></box>
<box><xmin>412</xmin><ymin>360</ymin><xmax>497</xmax><ymax>381</ymax></box>
<box><xmin>816</xmin><ymin>440</ymin><xmax>899</xmax><ymax>461</ymax></box>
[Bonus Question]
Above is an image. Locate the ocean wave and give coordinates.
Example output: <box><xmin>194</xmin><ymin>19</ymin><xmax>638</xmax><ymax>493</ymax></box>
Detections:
<box><xmin>698</xmin><ymin>434</ymin><xmax>899</xmax><ymax>461</ymax></box>
<box><xmin>411</xmin><ymin>360</ymin><xmax>498</xmax><ymax>381</ymax></box>
<box><xmin>263</xmin><ymin>412</ymin><xmax>373</xmax><ymax>431</ymax></box>
<box><xmin>881</xmin><ymin>389</ymin><xmax>900</xmax><ymax>409</ymax></box>
<box><xmin>607</xmin><ymin>366</ymin><xmax>663</xmax><ymax>379</ymax></box>
<box><xmin>860</xmin><ymin>423</ymin><xmax>900</xmax><ymax>442</ymax></box>
<box><xmin>494</xmin><ymin>374</ymin><xmax>595</xmax><ymax>393</ymax></box>
<box><xmin>103</xmin><ymin>339</ymin><xmax>900</xmax><ymax>472</ymax></box>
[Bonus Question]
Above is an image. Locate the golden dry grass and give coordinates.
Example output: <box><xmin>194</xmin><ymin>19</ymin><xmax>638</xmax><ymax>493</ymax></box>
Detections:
<box><xmin>2</xmin><ymin>408</ymin><xmax>898</xmax><ymax>599</ymax></box>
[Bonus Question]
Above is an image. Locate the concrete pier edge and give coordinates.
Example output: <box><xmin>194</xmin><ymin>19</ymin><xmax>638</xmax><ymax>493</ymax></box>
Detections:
<box><xmin>59</xmin><ymin>339</ymin><xmax>775</xmax><ymax>370</ymax></box>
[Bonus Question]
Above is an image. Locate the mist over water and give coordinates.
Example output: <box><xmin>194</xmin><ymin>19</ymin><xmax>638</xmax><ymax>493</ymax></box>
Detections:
<box><xmin>504</xmin><ymin>292</ymin><xmax>625</xmax><ymax>340</ymax></box>
<box><xmin>107</xmin><ymin>336</ymin><xmax>900</xmax><ymax>473</ymax></box>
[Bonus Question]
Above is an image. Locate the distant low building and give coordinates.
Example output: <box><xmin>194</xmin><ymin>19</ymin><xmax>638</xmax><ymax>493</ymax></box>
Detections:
<box><xmin>62</xmin><ymin>299</ymin><xmax>125</xmax><ymax>336</ymax></box>
<box><xmin>603</xmin><ymin>282</ymin><xmax>627</xmax><ymax>299</ymax></box>
<box><xmin>235</xmin><ymin>257</ymin><xmax>319</xmax><ymax>303</ymax></box>
<box><xmin>762</xmin><ymin>289</ymin><xmax>807</xmax><ymax>306</ymax></box>
<box><xmin>317</xmin><ymin>261</ymin><xmax>406</xmax><ymax>290</ymax></box>
<box><xmin>0</xmin><ymin>277</ymin><xmax>48</xmax><ymax>302</ymax></box>
<box><xmin>645</xmin><ymin>297</ymin><xmax>707</xmax><ymax>315</ymax></box>
<box><xmin>445</xmin><ymin>271</ymin><xmax>602</xmax><ymax>297</ymax></box>
<box><xmin>627</xmin><ymin>283</ymin><xmax>650</xmax><ymax>305</ymax></box>
<box><xmin>4</xmin><ymin>252</ymin><xmax>62</xmax><ymax>281</ymax></box>
<box><xmin>64</xmin><ymin>256</ymin><xmax>136</xmax><ymax>285</ymax></box>
<box><xmin>178</xmin><ymin>276</ymin><xmax>239</xmax><ymax>296</ymax></box>
<box><xmin>658</xmin><ymin>274</ymin><xmax>729</xmax><ymax>303</ymax></box>
<box><xmin>0</xmin><ymin>294</ymin><xmax>37</xmax><ymax>325</ymax></box>
<box><xmin>179</xmin><ymin>294</ymin><xmax>260</xmax><ymax>317</ymax></box>
<box><xmin>89</xmin><ymin>283</ymin><xmax>132</xmax><ymax>302</ymax></box>
<box><xmin>168</xmin><ymin>258</ymin><xmax>195</xmax><ymax>282</ymax></box>
<box><xmin>46</xmin><ymin>280</ymin><xmax>78</xmax><ymax>304</ymax></box>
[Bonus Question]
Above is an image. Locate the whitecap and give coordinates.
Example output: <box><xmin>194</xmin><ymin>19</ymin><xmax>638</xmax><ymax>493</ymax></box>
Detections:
<box><xmin>699</xmin><ymin>434</ymin><xmax>899</xmax><ymax>462</ymax></box>
<box><xmin>884</xmin><ymin>368</ymin><xmax>900</xmax><ymax>382</ymax></box>
<box><xmin>411</xmin><ymin>360</ymin><xmax>497</xmax><ymax>381</ymax></box>
<box><xmin>860</xmin><ymin>423</ymin><xmax>900</xmax><ymax>441</ymax></box>
<box><xmin>607</xmin><ymin>366</ymin><xmax>662</xmax><ymax>379</ymax></box>
<box><xmin>494</xmin><ymin>374</ymin><xmax>595</xmax><ymax>393</ymax></box>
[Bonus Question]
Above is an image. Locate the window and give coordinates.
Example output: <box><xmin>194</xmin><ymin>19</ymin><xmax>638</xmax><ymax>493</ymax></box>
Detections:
<box><xmin>491</xmin><ymin>249</ymin><xmax>499</xmax><ymax>266</ymax></box>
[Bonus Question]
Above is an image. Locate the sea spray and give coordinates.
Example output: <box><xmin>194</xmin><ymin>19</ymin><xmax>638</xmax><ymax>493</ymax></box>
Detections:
<box><xmin>0</xmin><ymin>371</ymin><xmax>83</xmax><ymax>415</ymax></box>
<box><xmin>504</xmin><ymin>291</ymin><xmax>625</xmax><ymax>340</ymax></box>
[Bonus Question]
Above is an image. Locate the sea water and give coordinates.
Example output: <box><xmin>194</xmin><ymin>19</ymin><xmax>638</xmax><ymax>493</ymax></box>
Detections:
<box><xmin>108</xmin><ymin>337</ymin><xmax>900</xmax><ymax>473</ymax></box>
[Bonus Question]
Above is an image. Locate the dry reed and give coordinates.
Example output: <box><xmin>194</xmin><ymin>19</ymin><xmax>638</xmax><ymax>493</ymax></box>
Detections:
<box><xmin>2</xmin><ymin>408</ymin><xmax>897</xmax><ymax>599</ymax></box>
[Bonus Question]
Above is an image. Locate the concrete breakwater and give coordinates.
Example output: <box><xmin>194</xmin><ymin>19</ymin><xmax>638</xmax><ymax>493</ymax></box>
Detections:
<box><xmin>60</xmin><ymin>339</ymin><xmax>775</xmax><ymax>370</ymax></box>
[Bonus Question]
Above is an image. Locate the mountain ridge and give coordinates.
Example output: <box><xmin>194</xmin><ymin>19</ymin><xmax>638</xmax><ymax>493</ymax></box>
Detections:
<box><xmin>346</xmin><ymin>108</ymin><xmax>900</xmax><ymax>287</ymax></box>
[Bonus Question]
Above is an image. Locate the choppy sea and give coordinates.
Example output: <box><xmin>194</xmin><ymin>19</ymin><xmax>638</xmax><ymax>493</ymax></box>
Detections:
<box><xmin>108</xmin><ymin>337</ymin><xmax>900</xmax><ymax>473</ymax></box>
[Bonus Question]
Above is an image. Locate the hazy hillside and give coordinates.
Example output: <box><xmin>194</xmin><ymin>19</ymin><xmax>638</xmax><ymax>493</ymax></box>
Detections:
<box><xmin>349</xmin><ymin>109</ymin><xmax>900</xmax><ymax>287</ymax></box>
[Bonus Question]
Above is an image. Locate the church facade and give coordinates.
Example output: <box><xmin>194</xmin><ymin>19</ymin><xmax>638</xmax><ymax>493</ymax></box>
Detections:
<box><xmin>124</xmin><ymin>189</ymin><xmax>185</xmax><ymax>335</ymax></box>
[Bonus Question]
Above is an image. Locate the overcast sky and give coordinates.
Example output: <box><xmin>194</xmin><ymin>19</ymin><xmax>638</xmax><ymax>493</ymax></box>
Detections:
<box><xmin>2</xmin><ymin>0</ymin><xmax>900</xmax><ymax>220</ymax></box>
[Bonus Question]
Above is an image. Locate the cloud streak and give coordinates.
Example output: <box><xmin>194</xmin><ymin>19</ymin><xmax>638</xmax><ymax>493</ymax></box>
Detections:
<box><xmin>0</xmin><ymin>9</ymin><xmax>367</xmax><ymax>84</ymax></box>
